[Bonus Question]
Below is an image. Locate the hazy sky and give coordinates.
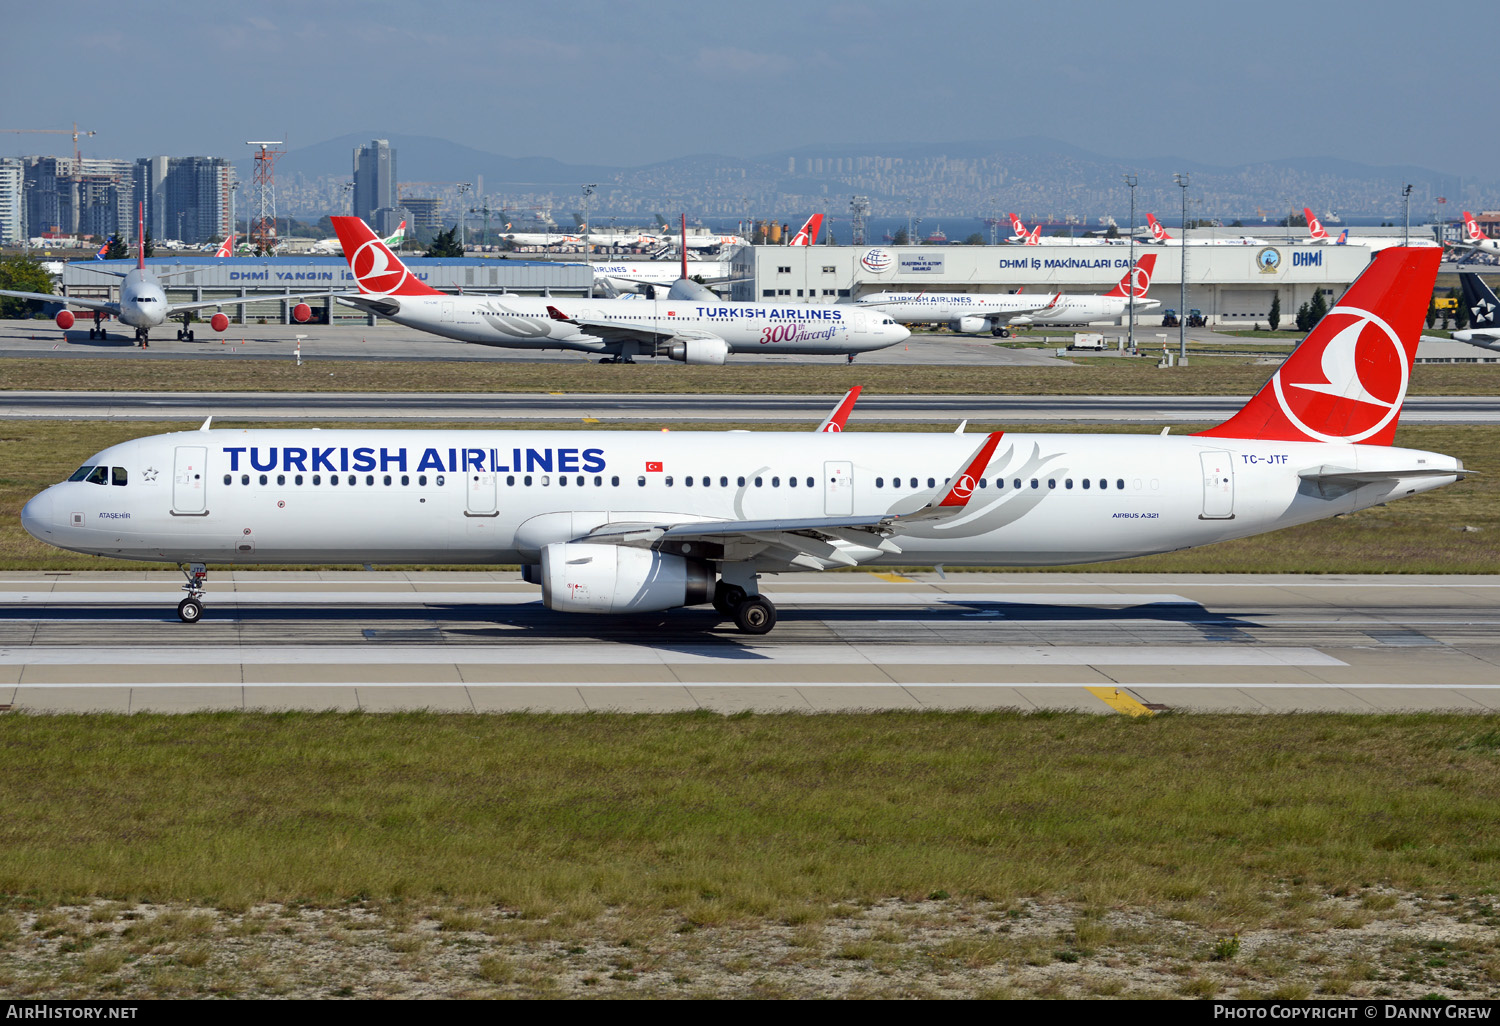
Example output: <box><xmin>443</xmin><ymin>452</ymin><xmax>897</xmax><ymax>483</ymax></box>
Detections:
<box><xmin>9</xmin><ymin>0</ymin><xmax>1488</xmax><ymax>176</ymax></box>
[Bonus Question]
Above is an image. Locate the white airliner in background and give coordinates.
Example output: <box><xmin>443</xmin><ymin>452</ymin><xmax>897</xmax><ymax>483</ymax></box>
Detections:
<box><xmin>1304</xmin><ymin>207</ymin><xmax>1441</xmax><ymax>252</ymax></box>
<box><xmin>328</xmin><ymin>216</ymin><xmax>906</xmax><ymax>363</ymax></box>
<box><xmin>1010</xmin><ymin>254</ymin><xmax>1161</xmax><ymax>326</ymax></box>
<box><xmin>1447</xmin><ymin>212</ymin><xmax>1500</xmax><ymax>262</ymax></box>
<box><xmin>1006</xmin><ymin>213</ymin><xmax>1111</xmax><ymax>247</ymax></box>
<box><xmin>21</xmin><ymin>248</ymin><xmax>1457</xmax><ymax>634</ymax></box>
<box><xmin>1145</xmin><ymin>214</ymin><xmax>1265</xmax><ymax>246</ymax></box>
<box><xmin>0</xmin><ymin>204</ymin><xmax>342</xmax><ymax>345</ymax></box>
<box><xmin>309</xmin><ymin>220</ymin><xmax>408</xmax><ymax>256</ymax></box>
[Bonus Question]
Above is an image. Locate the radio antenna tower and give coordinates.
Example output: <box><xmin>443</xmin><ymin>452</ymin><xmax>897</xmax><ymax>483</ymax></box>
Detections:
<box><xmin>246</xmin><ymin>141</ymin><xmax>284</xmax><ymax>254</ymax></box>
<box><xmin>849</xmin><ymin>195</ymin><xmax>870</xmax><ymax>246</ymax></box>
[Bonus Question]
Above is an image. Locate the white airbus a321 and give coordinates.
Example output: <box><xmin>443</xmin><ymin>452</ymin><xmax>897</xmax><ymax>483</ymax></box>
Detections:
<box><xmin>22</xmin><ymin>248</ymin><xmax>1460</xmax><ymax>633</ymax></box>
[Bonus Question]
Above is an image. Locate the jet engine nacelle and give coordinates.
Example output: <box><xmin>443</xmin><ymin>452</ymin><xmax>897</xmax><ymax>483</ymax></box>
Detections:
<box><xmin>292</xmin><ymin>303</ymin><xmax>312</xmax><ymax>323</ymax></box>
<box><xmin>209</xmin><ymin>313</ymin><xmax>229</xmax><ymax>333</ymax></box>
<box><xmin>55</xmin><ymin>310</ymin><xmax>75</xmax><ymax>330</ymax></box>
<box><xmin>666</xmin><ymin>338</ymin><xmax>729</xmax><ymax>366</ymax></box>
<box><xmin>540</xmin><ymin>542</ymin><xmax>712</xmax><ymax>614</ymax></box>
<box><xmin>950</xmin><ymin>315</ymin><xmax>987</xmax><ymax>334</ymax></box>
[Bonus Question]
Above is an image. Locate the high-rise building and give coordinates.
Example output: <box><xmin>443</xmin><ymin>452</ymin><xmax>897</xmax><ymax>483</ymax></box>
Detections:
<box><xmin>0</xmin><ymin>159</ymin><xmax>21</xmax><ymax>245</ymax></box>
<box><xmin>23</xmin><ymin>157</ymin><xmax>134</xmax><ymax>241</ymax></box>
<box><xmin>352</xmin><ymin>139</ymin><xmax>397</xmax><ymax>224</ymax></box>
<box><xmin>133</xmin><ymin>156</ymin><xmax>231</xmax><ymax>244</ymax></box>
<box><xmin>399</xmin><ymin>197</ymin><xmax>441</xmax><ymax>232</ymax></box>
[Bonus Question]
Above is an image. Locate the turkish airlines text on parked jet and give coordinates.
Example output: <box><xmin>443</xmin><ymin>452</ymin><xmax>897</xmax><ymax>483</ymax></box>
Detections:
<box><xmin>1145</xmin><ymin>213</ymin><xmax>1266</xmax><ymax>246</ymax></box>
<box><xmin>1009</xmin><ymin>255</ymin><xmax>1160</xmax><ymax>325</ymax></box>
<box><xmin>327</xmin><ymin>216</ymin><xmax>906</xmax><ymax>364</ymax></box>
<box><xmin>20</xmin><ymin>247</ymin><xmax>1457</xmax><ymax>634</ymax></box>
<box><xmin>855</xmin><ymin>289</ymin><xmax>1055</xmax><ymax>336</ymax></box>
<box><xmin>0</xmin><ymin>204</ymin><xmax>341</xmax><ymax>345</ymax></box>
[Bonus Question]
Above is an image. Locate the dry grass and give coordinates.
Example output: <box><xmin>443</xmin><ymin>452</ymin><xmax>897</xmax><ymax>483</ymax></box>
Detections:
<box><xmin>6</xmin><ymin>355</ymin><xmax>1500</xmax><ymax>396</ymax></box>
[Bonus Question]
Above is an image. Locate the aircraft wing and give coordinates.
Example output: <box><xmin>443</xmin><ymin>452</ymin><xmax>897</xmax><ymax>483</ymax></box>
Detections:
<box><xmin>575</xmin><ymin>433</ymin><xmax>1003</xmax><ymax>570</ymax></box>
<box><xmin>0</xmin><ymin>290</ymin><xmax>120</xmax><ymax>314</ymax></box>
<box><xmin>544</xmin><ymin>305</ymin><xmax>726</xmax><ymax>347</ymax></box>
<box><xmin>167</xmin><ymin>290</ymin><xmax>358</xmax><ymax>315</ymax></box>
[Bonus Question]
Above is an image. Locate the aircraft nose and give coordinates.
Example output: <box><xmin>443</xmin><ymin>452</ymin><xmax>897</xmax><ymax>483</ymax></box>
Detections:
<box><xmin>20</xmin><ymin>489</ymin><xmax>52</xmax><ymax>541</ymax></box>
<box><xmin>893</xmin><ymin>323</ymin><xmax>911</xmax><ymax>343</ymax></box>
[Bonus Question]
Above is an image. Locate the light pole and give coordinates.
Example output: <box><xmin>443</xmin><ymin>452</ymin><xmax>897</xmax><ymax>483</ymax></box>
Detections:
<box><xmin>1123</xmin><ymin>173</ymin><xmax>1137</xmax><ymax>351</ymax></box>
<box><xmin>1402</xmin><ymin>184</ymin><xmax>1413</xmax><ymax>246</ymax></box>
<box><xmin>1174</xmin><ymin>172</ymin><xmax>1190</xmax><ymax>365</ymax></box>
<box><xmin>342</xmin><ymin>180</ymin><xmax>353</xmax><ymax>215</ymax></box>
<box><xmin>457</xmin><ymin>183</ymin><xmax>471</xmax><ymax>249</ymax></box>
<box><xmin>580</xmin><ymin>183</ymin><xmax>596</xmax><ymax>258</ymax></box>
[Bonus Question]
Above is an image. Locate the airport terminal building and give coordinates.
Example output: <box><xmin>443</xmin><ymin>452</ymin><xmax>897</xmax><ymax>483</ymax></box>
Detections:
<box><xmin>730</xmin><ymin>242</ymin><xmax>1382</xmax><ymax>327</ymax></box>
<box><xmin>57</xmin><ymin>257</ymin><xmax>594</xmax><ymax>325</ymax></box>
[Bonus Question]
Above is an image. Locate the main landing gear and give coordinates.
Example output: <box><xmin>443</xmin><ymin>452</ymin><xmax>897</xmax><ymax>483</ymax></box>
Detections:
<box><xmin>991</xmin><ymin>326</ymin><xmax>1012</xmax><ymax>338</ymax></box>
<box><xmin>712</xmin><ymin>581</ymin><xmax>776</xmax><ymax>635</ymax></box>
<box><xmin>597</xmin><ymin>355</ymin><xmax>636</xmax><ymax>364</ymax></box>
<box><xmin>177</xmin><ymin>563</ymin><xmax>207</xmax><ymax>623</ymax></box>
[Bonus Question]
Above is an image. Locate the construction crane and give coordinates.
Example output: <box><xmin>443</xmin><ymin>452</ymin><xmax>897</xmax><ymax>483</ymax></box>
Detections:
<box><xmin>0</xmin><ymin>123</ymin><xmax>97</xmax><ymax>168</ymax></box>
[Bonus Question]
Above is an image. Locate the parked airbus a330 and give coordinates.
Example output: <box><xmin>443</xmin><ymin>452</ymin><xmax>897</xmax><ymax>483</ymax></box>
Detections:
<box><xmin>327</xmin><ymin>216</ymin><xmax>907</xmax><ymax>363</ymax></box>
<box><xmin>21</xmin><ymin>248</ymin><xmax>1459</xmax><ymax>634</ymax></box>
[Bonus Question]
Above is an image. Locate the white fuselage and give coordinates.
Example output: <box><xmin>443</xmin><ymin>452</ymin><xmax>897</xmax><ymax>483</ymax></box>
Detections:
<box><xmin>116</xmin><ymin>268</ymin><xmax>169</xmax><ymax>329</ymax></box>
<box><xmin>357</xmin><ymin>292</ymin><xmax>907</xmax><ymax>357</ymax></box>
<box><xmin>856</xmin><ymin>292</ymin><xmax>1054</xmax><ymax>324</ymax></box>
<box><xmin>592</xmin><ymin>260</ymin><xmax>730</xmax><ymax>291</ymax></box>
<box><xmin>23</xmin><ymin>429</ymin><xmax>1459</xmax><ymax>569</ymax></box>
<box><xmin>1012</xmin><ymin>294</ymin><xmax>1160</xmax><ymax>324</ymax></box>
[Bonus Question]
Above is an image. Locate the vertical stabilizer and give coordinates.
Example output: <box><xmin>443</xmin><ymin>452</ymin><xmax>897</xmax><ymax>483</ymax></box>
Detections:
<box><xmin>1196</xmin><ymin>247</ymin><xmax>1440</xmax><ymax>446</ymax></box>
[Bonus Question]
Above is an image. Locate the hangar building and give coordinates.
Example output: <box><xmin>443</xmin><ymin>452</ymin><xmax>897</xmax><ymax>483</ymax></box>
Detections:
<box><xmin>57</xmin><ymin>256</ymin><xmax>593</xmax><ymax>326</ymax></box>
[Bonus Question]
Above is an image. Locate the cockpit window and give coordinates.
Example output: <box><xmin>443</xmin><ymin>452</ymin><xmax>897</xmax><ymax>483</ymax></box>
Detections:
<box><xmin>68</xmin><ymin>465</ymin><xmax>95</xmax><ymax>482</ymax></box>
<box><xmin>112</xmin><ymin>467</ymin><xmax>128</xmax><ymax>486</ymax></box>
<box><xmin>84</xmin><ymin>466</ymin><xmax>109</xmax><ymax>485</ymax></box>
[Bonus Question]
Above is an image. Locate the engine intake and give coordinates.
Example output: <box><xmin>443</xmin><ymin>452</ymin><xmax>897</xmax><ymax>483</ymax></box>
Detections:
<box><xmin>666</xmin><ymin>337</ymin><xmax>729</xmax><ymax>365</ymax></box>
<box><xmin>541</xmin><ymin>543</ymin><xmax>712</xmax><ymax>614</ymax></box>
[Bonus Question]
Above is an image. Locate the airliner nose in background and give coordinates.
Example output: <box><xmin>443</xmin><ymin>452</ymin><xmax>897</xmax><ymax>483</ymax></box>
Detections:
<box><xmin>328</xmin><ymin>216</ymin><xmax>908</xmax><ymax>365</ymax></box>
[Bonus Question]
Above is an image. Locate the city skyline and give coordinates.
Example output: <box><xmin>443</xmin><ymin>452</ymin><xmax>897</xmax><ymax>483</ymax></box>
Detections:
<box><xmin>5</xmin><ymin>0</ymin><xmax>1495</xmax><ymax>181</ymax></box>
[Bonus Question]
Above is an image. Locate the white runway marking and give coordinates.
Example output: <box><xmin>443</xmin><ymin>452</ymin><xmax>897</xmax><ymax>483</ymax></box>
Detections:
<box><xmin>9</xmin><ymin>681</ymin><xmax>1485</xmax><ymax>690</ymax></box>
<box><xmin>0</xmin><ymin>591</ymin><xmax>1196</xmax><ymax>608</ymax></box>
<box><xmin>0</xmin><ymin>645</ymin><xmax>1346</xmax><ymax>667</ymax></box>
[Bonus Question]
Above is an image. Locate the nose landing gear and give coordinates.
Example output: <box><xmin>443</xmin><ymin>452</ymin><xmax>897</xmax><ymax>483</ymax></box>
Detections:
<box><xmin>177</xmin><ymin>563</ymin><xmax>207</xmax><ymax>623</ymax></box>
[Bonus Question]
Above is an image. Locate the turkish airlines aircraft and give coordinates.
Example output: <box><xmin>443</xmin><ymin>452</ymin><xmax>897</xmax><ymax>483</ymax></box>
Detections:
<box><xmin>788</xmin><ymin>214</ymin><xmax>823</xmax><ymax>247</ymax></box>
<box><xmin>855</xmin><ymin>289</ymin><xmax>1055</xmax><ymax>336</ymax></box>
<box><xmin>214</xmin><ymin>234</ymin><xmax>237</xmax><ymax>258</ymax></box>
<box><xmin>0</xmin><ymin>204</ymin><xmax>340</xmax><ymax>345</ymax></box>
<box><xmin>1009</xmin><ymin>255</ymin><xmax>1161</xmax><ymax>325</ymax></box>
<box><xmin>589</xmin><ymin>259</ymin><xmax>732</xmax><ymax>295</ymax></box>
<box><xmin>328</xmin><ymin>216</ymin><xmax>907</xmax><ymax>363</ymax></box>
<box><xmin>1145</xmin><ymin>213</ymin><xmax>1266</xmax><ymax>246</ymax></box>
<box><xmin>1305</xmin><ymin>207</ymin><xmax>1441</xmax><ymax>252</ymax></box>
<box><xmin>21</xmin><ymin>248</ymin><xmax>1456</xmax><ymax>634</ymax></box>
<box><xmin>1447</xmin><ymin>212</ymin><xmax>1500</xmax><ymax>261</ymax></box>
<box><xmin>1007</xmin><ymin>213</ymin><xmax>1109</xmax><ymax>246</ymax></box>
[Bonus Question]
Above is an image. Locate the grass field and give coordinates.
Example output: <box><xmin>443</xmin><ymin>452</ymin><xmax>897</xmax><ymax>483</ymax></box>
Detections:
<box><xmin>6</xmin><ymin>355</ymin><xmax>1500</xmax><ymax>395</ymax></box>
<box><xmin>0</xmin><ymin>712</ymin><xmax>1496</xmax><ymax>998</ymax></box>
<box><xmin>1</xmin><ymin>419</ymin><xmax>1496</xmax><ymax>573</ymax></box>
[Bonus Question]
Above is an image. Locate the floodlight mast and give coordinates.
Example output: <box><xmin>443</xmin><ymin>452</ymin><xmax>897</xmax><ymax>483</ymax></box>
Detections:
<box><xmin>246</xmin><ymin>141</ymin><xmax>284</xmax><ymax>254</ymax></box>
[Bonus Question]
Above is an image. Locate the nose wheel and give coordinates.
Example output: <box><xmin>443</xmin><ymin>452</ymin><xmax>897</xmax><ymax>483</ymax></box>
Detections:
<box><xmin>177</xmin><ymin>563</ymin><xmax>207</xmax><ymax>623</ymax></box>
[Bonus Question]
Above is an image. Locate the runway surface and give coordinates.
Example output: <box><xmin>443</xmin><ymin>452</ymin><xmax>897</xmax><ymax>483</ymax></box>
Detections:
<box><xmin>5</xmin><ymin>390</ymin><xmax>1500</xmax><ymax>423</ymax></box>
<box><xmin>3</xmin><ymin>571</ymin><xmax>1499</xmax><ymax>714</ymax></box>
<box><xmin>0</xmin><ymin>319</ymin><xmax>1069</xmax><ymax>366</ymax></box>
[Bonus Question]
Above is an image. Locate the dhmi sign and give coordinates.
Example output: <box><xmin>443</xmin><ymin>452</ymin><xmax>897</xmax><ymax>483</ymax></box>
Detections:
<box><xmin>898</xmin><ymin>254</ymin><xmax>945</xmax><ymax>274</ymax></box>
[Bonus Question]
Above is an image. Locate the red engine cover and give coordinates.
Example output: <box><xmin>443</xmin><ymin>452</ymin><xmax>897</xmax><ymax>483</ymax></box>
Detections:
<box><xmin>209</xmin><ymin>312</ymin><xmax>229</xmax><ymax>333</ymax></box>
<box><xmin>55</xmin><ymin>310</ymin><xmax>75</xmax><ymax>330</ymax></box>
<box><xmin>292</xmin><ymin>302</ymin><xmax>312</xmax><ymax>323</ymax></box>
